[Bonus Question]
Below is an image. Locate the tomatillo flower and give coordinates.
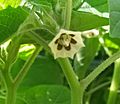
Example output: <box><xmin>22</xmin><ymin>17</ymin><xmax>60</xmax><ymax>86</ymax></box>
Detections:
<box><xmin>49</xmin><ymin>29</ymin><xmax>85</xmax><ymax>59</ymax></box>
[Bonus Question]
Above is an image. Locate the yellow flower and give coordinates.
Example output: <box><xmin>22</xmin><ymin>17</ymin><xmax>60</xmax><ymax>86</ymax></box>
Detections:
<box><xmin>49</xmin><ymin>29</ymin><xmax>85</xmax><ymax>59</ymax></box>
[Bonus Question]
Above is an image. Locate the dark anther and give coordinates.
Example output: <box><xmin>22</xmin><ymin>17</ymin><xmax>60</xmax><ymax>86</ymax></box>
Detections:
<box><xmin>57</xmin><ymin>44</ymin><xmax>63</xmax><ymax>50</ymax></box>
<box><xmin>89</xmin><ymin>32</ymin><xmax>94</xmax><ymax>37</ymax></box>
<box><xmin>69</xmin><ymin>34</ymin><xmax>75</xmax><ymax>37</ymax></box>
<box><xmin>70</xmin><ymin>38</ymin><xmax>77</xmax><ymax>44</ymax></box>
<box><xmin>64</xmin><ymin>44</ymin><xmax>71</xmax><ymax>51</ymax></box>
<box><xmin>61</xmin><ymin>33</ymin><xmax>67</xmax><ymax>36</ymax></box>
<box><xmin>55</xmin><ymin>39</ymin><xmax>59</xmax><ymax>44</ymax></box>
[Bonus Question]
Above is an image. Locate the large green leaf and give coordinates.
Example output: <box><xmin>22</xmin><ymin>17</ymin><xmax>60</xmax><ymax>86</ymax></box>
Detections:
<box><xmin>71</xmin><ymin>11</ymin><xmax>109</xmax><ymax>31</ymax></box>
<box><xmin>0</xmin><ymin>6</ymin><xmax>28</xmax><ymax>44</ymax></box>
<box><xmin>14</xmin><ymin>56</ymin><xmax>63</xmax><ymax>90</ymax></box>
<box><xmin>109</xmin><ymin>0</ymin><xmax>120</xmax><ymax>38</ymax></box>
<box><xmin>74</xmin><ymin>37</ymin><xmax>100</xmax><ymax>79</ymax></box>
<box><xmin>24</xmin><ymin>85</ymin><xmax>70</xmax><ymax>104</ymax></box>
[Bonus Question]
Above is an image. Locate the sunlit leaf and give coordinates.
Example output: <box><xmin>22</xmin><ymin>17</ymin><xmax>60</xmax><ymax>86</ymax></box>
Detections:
<box><xmin>0</xmin><ymin>6</ymin><xmax>28</xmax><ymax>44</ymax></box>
<box><xmin>0</xmin><ymin>0</ymin><xmax>22</xmax><ymax>8</ymax></box>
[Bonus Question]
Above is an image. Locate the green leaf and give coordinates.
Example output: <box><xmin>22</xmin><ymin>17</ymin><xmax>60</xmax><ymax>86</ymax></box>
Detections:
<box><xmin>74</xmin><ymin>37</ymin><xmax>100</xmax><ymax>79</ymax></box>
<box><xmin>28</xmin><ymin>0</ymin><xmax>53</xmax><ymax>6</ymax></box>
<box><xmin>0</xmin><ymin>6</ymin><xmax>28</xmax><ymax>44</ymax></box>
<box><xmin>28</xmin><ymin>0</ymin><xmax>83</xmax><ymax>9</ymax></box>
<box><xmin>18</xmin><ymin>44</ymin><xmax>36</xmax><ymax>60</ymax></box>
<box><xmin>109</xmin><ymin>0</ymin><xmax>120</xmax><ymax>38</ymax></box>
<box><xmin>0</xmin><ymin>97</ymin><xmax>26</xmax><ymax>104</ymax></box>
<box><xmin>0</xmin><ymin>0</ymin><xmax>22</xmax><ymax>8</ymax></box>
<box><xmin>35</xmin><ymin>6</ymin><xmax>59</xmax><ymax>34</ymax></box>
<box><xmin>85</xmin><ymin>0</ymin><xmax>108</xmax><ymax>12</ymax></box>
<box><xmin>70</xmin><ymin>11</ymin><xmax>109</xmax><ymax>31</ymax></box>
<box><xmin>104</xmin><ymin>33</ymin><xmax>120</xmax><ymax>54</ymax></box>
<box><xmin>0</xmin><ymin>98</ymin><xmax>4</xmax><ymax>104</ymax></box>
<box><xmin>90</xmin><ymin>89</ymin><xmax>106</xmax><ymax>104</ymax></box>
<box><xmin>24</xmin><ymin>85</ymin><xmax>70</xmax><ymax>104</ymax></box>
<box><xmin>73</xmin><ymin>0</ymin><xmax>83</xmax><ymax>9</ymax></box>
<box><xmin>11</xmin><ymin>58</ymin><xmax>25</xmax><ymax>79</ymax></box>
<box><xmin>17</xmin><ymin>56</ymin><xmax>63</xmax><ymax>89</ymax></box>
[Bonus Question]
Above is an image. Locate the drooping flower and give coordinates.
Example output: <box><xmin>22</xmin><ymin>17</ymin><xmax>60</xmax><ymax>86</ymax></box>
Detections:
<box><xmin>49</xmin><ymin>29</ymin><xmax>85</xmax><ymax>59</ymax></box>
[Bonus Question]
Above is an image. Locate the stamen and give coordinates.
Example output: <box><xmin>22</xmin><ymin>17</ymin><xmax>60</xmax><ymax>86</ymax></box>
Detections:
<box><xmin>57</xmin><ymin>44</ymin><xmax>63</xmax><ymax>50</ymax></box>
<box><xmin>61</xmin><ymin>33</ymin><xmax>67</xmax><ymax>36</ymax></box>
<box><xmin>69</xmin><ymin>34</ymin><xmax>75</xmax><ymax>37</ymax></box>
<box><xmin>70</xmin><ymin>38</ymin><xmax>77</xmax><ymax>44</ymax></box>
<box><xmin>64</xmin><ymin>44</ymin><xmax>71</xmax><ymax>51</ymax></box>
<box><xmin>55</xmin><ymin>39</ymin><xmax>59</xmax><ymax>44</ymax></box>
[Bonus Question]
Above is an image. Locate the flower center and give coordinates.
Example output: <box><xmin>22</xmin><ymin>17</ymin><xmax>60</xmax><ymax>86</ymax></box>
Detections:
<box><xmin>58</xmin><ymin>33</ymin><xmax>71</xmax><ymax>47</ymax></box>
<box><xmin>55</xmin><ymin>33</ymin><xmax>77</xmax><ymax>51</ymax></box>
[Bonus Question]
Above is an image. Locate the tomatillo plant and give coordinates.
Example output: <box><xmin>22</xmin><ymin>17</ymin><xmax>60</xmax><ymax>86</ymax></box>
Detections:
<box><xmin>0</xmin><ymin>0</ymin><xmax>120</xmax><ymax>104</ymax></box>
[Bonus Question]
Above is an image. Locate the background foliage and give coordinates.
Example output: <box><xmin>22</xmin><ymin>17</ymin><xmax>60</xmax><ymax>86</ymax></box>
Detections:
<box><xmin>0</xmin><ymin>0</ymin><xmax>120</xmax><ymax>104</ymax></box>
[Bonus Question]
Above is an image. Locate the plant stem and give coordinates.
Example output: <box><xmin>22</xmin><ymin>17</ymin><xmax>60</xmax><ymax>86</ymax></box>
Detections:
<box><xmin>7</xmin><ymin>46</ymin><xmax>40</xmax><ymax>104</ymax></box>
<box><xmin>1</xmin><ymin>45</ymin><xmax>41</xmax><ymax>104</ymax></box>
<box><xmin>57</xmin><ymin>58</ymin><xmax>84</xmax><ymax>104</ymax></box>
<box><xmin>14</xmin><ymin>46</ymin><xmax>41</xmax><ymax>87</ymax></box>
<box><xmin>71</xmin><ymin>86</ymin><xmax>84</xmax><ymax>104</ymax></box>
<box><xmin>83</xmin><ymin>50</ymin><xmax>120</xmax><ymax>88</ymax></box>
<box><xmin>0</xmin><ymin>69</ymin><xmax>15</xmax><ymax>104</ymax></box>
<box><xmin>86</xmin><ymin>81</ymin><xmax>110</xmax><ymax>96</ymax></box>
<box><xmin>57</xmin><ymin>58</ymin><xmax>79</xmax><ymax>88</ymax></box>
<box><xmin>64</xmin><ymin>0</ymin><xmax>72</xmax><ymax>29</ymax></box>
<box><xmin>107</xmin><ymin>58</ymin><xmax>120</xmax><ymax>104</ymax></box>
<box><xmin>6</xmin><ymin>84</ymin><xmax>16</xmax><ymax>104</ymax></box>
<box><xmin>58</xmin><ymin>0</ymin><xmax>85</xmax><ymax>104</ymax></box>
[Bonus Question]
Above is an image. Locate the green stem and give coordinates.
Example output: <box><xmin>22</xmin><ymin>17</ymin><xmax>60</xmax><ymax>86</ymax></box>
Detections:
<box><xmin>8</xmin><ymin>46</ymin><xmax>40</xmax><ymax>104</ymax></box>
<box><xmin>58</xmin><ymin>0</ymin><xmax>85</xmax><ymax>104</ymax></box>
<box><xmin>14</xmin><ymin>46</ymin><xmax>41</xmax><ymax>87</ymax></box>
<box><xmin>2</xmin><ymin>45</ymin><xmax>41</xmax><ymax>104</ymax></box>
<box><xmin>64</xmin><ymin>0</ymin><xmax>72</xmax><ymax>29</ymax></box>
<box><xmin>57</xmin><ymin>58</ymin><xmax>84</xmax><ymax>104</ymax></box>
<box><xmin>83</xmin><ymin>50</ymin><xmax>120</xmax><ymax>88</ymax></box>
<box><xmin>86</xmin><ymin>81</ymin><xmax>110</xmax><ymax>96</ymax></box>
<box><xmin>107</xmin><ymin>58</ymin><xmax>120</xmax><ymax>104</ymax></box>
<box><xmin>29</xmin><ymin>31</ymin><xmax>50</xmax><ymax>53</ymax></box>
<box><xmin>6</xmin><ymin>84</ymin><xmax>16</xmax><ymax>104</ymax></box>
<box><xmin>1</xmin><ymin>37</ymin><xmax>20</xmax><ymax>104</ymax></box>
<box><xmin>57</xmin><ymin>58</ymin><xmax>79</xmax><ymax>89</ymax></box>
<box><xmin>71</xmin><ymin>86</ymin><xmax>84</xmax><ymax>104</ymax></box>
<box><xmin>0</xmin><ymin>70</ymin><xmax>15</xmax><ymax>104</ymax></box>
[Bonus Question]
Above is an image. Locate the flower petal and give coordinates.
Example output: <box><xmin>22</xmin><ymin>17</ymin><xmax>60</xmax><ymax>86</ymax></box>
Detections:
<box><xmin>49</xmin><ymin>29</ymin><xmax>85</xmax><ymax>59</ymax></box>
